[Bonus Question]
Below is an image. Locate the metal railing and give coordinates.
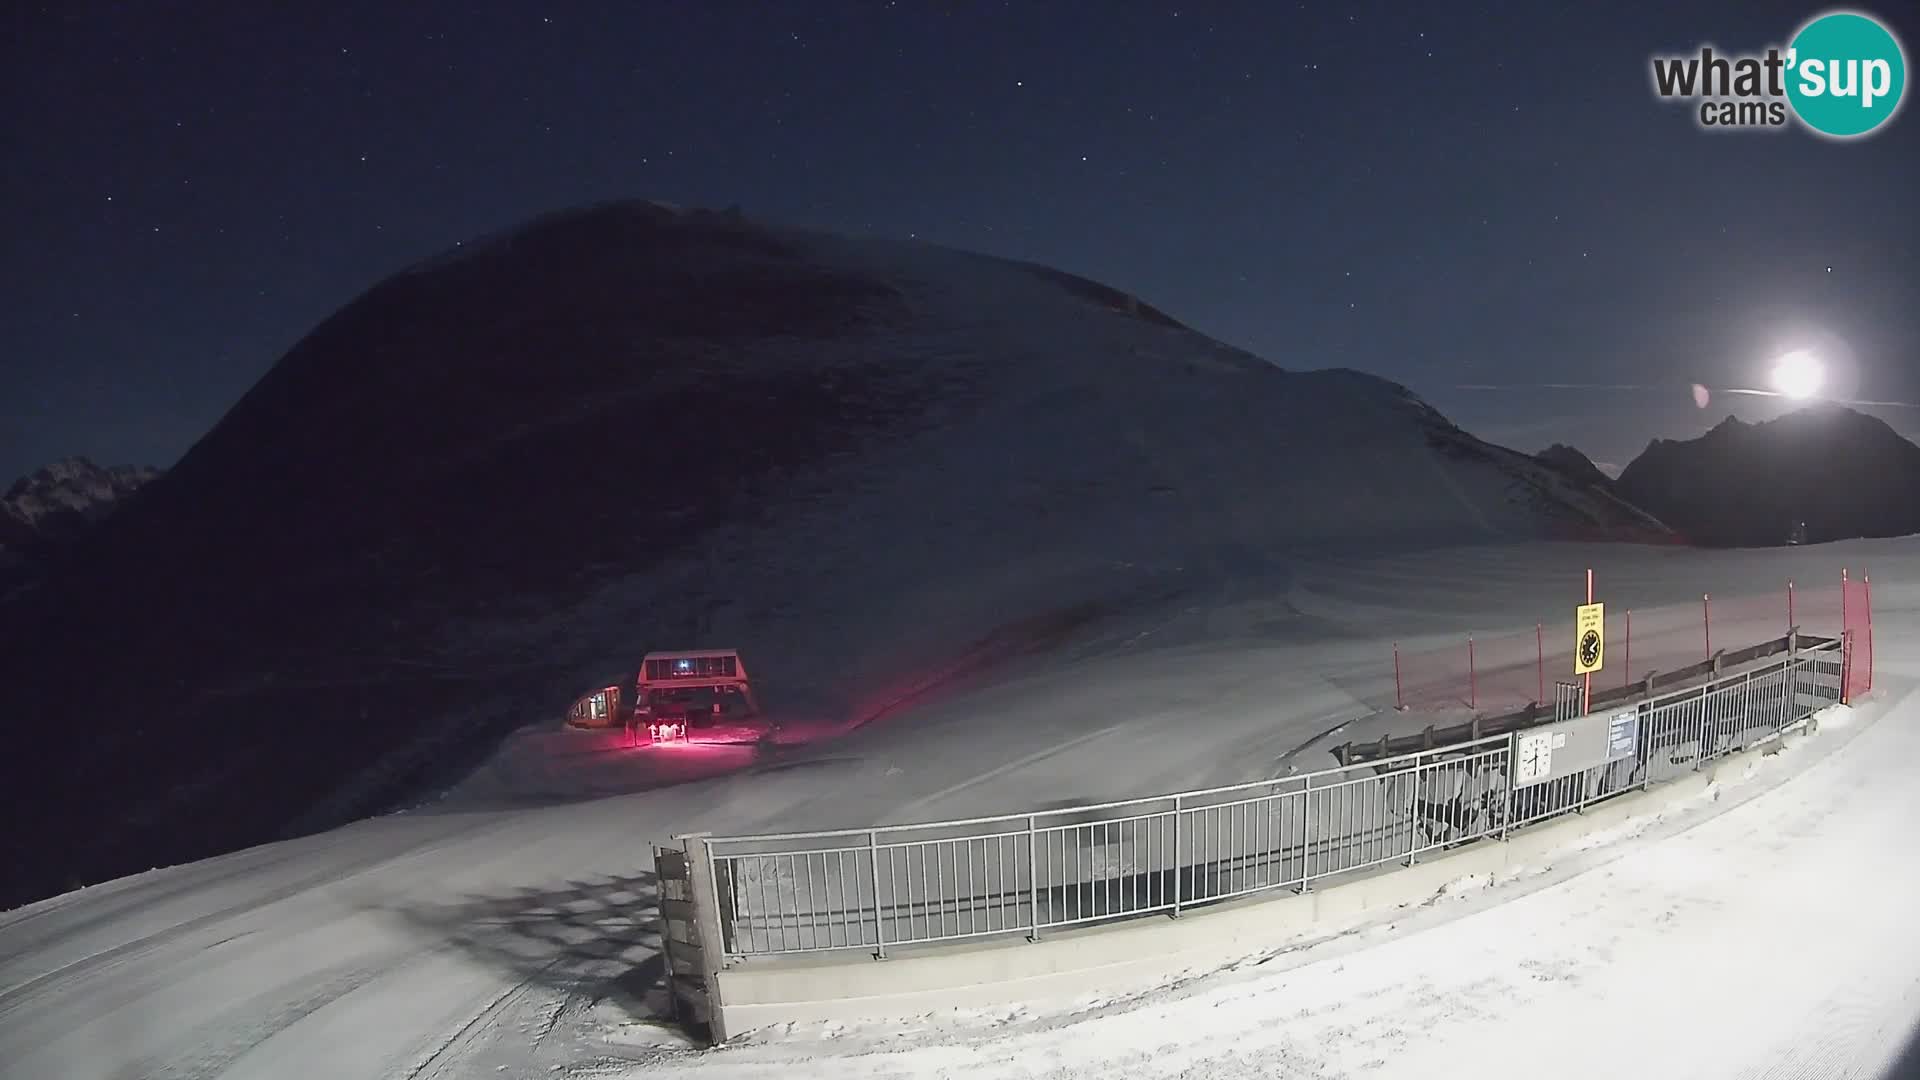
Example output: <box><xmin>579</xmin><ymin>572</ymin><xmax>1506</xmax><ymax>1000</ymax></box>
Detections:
<box><xmin>695</xmin><ymin>638</ymin><xmax>1846</xmax><ymax>960</ymax></box>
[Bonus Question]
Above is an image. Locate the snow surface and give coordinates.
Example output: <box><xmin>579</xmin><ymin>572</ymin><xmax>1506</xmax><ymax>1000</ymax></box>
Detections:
<box><xmin>0</xmin><ymin>539</ymin><xmax>1914</xmax><ymax>1079</ymax></box>
<box><xmin>0</xmin><ymin>206</ymin><xmax>1676</xmax><ymax>907</ymax></box>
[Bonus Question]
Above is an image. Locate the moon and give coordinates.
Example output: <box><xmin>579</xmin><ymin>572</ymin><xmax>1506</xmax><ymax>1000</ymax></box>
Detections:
<box><xmin>1771</xmin><ymin>351</ymin><xmax>1824</xmax><ymax>400</ymax></box>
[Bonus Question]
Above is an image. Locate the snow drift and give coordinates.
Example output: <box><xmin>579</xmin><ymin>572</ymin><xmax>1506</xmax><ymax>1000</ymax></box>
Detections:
<box><xmin>0</xmin><ymin>200</ymin><xmax>1665</xmax><ymax>908</ymax></box>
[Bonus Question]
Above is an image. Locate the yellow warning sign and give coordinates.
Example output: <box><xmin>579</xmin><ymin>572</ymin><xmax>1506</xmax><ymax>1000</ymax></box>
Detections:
<box><xmin>1574</xmin><ymin>602</ymin><xmax>1605</xmax><ymax>675</ymax></box>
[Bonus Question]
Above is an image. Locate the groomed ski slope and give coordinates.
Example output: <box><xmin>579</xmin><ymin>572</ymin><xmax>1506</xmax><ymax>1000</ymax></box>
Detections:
<box><xmin>0</xmin><ymin>539</ymin><xmax>1914</xmax><ymax>1079</ymax></box>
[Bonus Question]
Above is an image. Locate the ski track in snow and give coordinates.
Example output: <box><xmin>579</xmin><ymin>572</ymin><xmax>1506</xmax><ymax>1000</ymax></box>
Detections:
<box><xmin>1</xmin><ymin>539</ymin><xmax>1916</xmax><ymax>1079</ymax></box>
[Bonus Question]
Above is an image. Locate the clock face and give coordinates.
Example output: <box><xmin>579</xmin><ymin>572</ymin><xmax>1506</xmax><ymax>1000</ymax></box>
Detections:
<box><xmin>1579</xmin><ymin>629</ymin><xmax>1602</xmax><ymax>667</ymax></box>
<box><xmin>1516</xmin><ymin>732</ymin><xmax>1553</xmax><ymax>784</ymax></box>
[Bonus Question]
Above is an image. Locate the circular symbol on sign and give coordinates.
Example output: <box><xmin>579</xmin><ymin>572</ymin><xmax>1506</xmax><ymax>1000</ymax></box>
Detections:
<box><xmin>1579</xmin><ymin>629</ymin><xmax>1602</xmax><ymax>667</ymax></box>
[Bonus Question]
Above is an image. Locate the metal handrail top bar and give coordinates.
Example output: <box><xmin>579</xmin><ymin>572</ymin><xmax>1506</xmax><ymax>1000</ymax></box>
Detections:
<box><xmin>702</xmin><ymin>642</ymin><xmax>1837</xmax><ymax>847</ymax></box>
<box><xmin>702</xmin><ymin>732</ymin><xmax>1516</xmax><ymax>845</ymax></box>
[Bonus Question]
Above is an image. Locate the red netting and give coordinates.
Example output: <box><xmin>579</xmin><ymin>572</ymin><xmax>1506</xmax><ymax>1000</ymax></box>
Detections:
<box><xmin>1393</xmin><ymin>638</ymin><xmax>1477</xmax><ymax>712</ymax></box>
<box><xmin>1471</xmin><ymin>625</ymin><xmax>1552</xmax><ymax>715</ymax></box>
<box><xmin>1393</xmin><ymin>617</ymin><xmax>1610</xmax><ymax>715</ymax></box>
<box><xmin>1844</xmin><ymin>573</ymin><xmax>1874</xmax><ymax>700</ymax></box>
<box><xmin>1380</xmin><ymin>576</ymin><xmax>1862</xmax><ymax>719</ymax></box>
<box><xmin>1702</xmin><ymin>592</ymin><xmax>1793</xmax><ymax>659</ymax></box>
<box><xmin>1791</xmin><ymin>577</ymin><xmax>1846</xmax><ymax>640</ymax></box>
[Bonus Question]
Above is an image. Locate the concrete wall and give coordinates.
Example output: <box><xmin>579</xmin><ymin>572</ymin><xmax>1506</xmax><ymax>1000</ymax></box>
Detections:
<box><xmin>706</xmin><ymin>719</ymin><xmax>1817</xmax><ymax>1037</ymax></box>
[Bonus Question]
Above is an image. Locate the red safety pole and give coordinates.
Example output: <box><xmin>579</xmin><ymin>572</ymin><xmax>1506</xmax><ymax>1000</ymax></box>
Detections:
<box><xmin>1536</xmin><ymin>622</ymin><xmax>1545</xmax><ymax>705</ymax></box>
<box><xmin>1703</xmin><ymin>593</ymin><xmax>1712</xmax><ymax>658</ymax></box>
<box><xmin>1468</xmin><ymin>636</ymin><xmax>1478</xmax><ymax>709</ymax></box>
<box><xmin>1393</xmin><ymin>642</ymin><xmax>1404</xmax><ymax>710</ymax></box>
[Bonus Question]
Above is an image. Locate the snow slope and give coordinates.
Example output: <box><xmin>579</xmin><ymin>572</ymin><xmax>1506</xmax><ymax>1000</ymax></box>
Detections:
<box><xmin>0</xmin><ymin>201</ymin><xmax>1664</xmax><ymax>908</ymax></box>
<box><xmin>0</xmin><ymin>539</ymin><xmax>1911</xmax><ymax>1079</ymax></box>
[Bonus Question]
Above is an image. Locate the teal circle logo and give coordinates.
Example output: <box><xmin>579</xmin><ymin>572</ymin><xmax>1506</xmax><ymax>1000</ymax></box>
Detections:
<box><xmin>1786</xmin><ymin>10</ymin><xmax>1907</xmax><ymax>138</ymax></box>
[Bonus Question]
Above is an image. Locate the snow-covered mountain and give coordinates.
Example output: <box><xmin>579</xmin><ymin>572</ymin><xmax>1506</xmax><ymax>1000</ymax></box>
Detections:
<box><xmin>1618</xmin><ymin>405</ymin><xmax>1920</xmax><ymax>547</ymax></box>
<box><xmin>1527</xmin><ymin>442</ymin><xmax>1673</xmax><ymax>538</ymax></box>
<box><xmin>0</xmin><ymin>200</ymin><xmax>1669</xmax><ymax>907</ymax></box>
<box><xmin>1535</xmin><ymin>443</ymin><xmax>1614</xmax><ymax>490</ymax></box>
<box><xmin>0</xmin><ymin>456</ymin><xmax>159</xmax><ymax>562</ymax></box>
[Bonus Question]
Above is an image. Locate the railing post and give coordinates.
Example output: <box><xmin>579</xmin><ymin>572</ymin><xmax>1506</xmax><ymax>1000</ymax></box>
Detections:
<box><xmin>1841</xmin><ymin>629</ymin><xmax>1853</xmax><ymax>705</ymax></box>
<box><xmin>1641</xmin><ymin>703</ymin><xmax>1654</xmax><ymax>791</ymax></box>
<box><xmin>1742</xmin><ymin>669</ymin><xmax>1754</xmax><ymax>747</ymax></box>
<box><xmin>1027</xmin><ymin>815</ymin><xmax>1041</xmax><ymax>940</ymax></box>
<box><xmin>1692</xmin><ymin>684</ymin><xmax>1705</xmax><ymax>772</ymax></box>
<box><xmin>1787</xmin><ymin>631</ymin><xmax>1799</xmax><ymax>717</ymax></box>
<box><xmin>676</xmin><ymin>833</ymin><xmax>733</xmax><ymax>1042</ymax></box>
<box><xmin>1405</xmin><ymin>765</ymin><xmax>1420</xmax><ymax>867</ymax></box>
<box><xmin>869</xmin><ymin>829</ymin><xmax>887</xmax><ymax>959</ymax></box>
<box><xmin>1297</xmin><ymin>779</ymin><xmax>1312</xmax><ymax>893</ymax></box>
<box><xmin>1499</xmin><ymin>731</ymin><xmax>1516</xmax><ymax>841</ymax></box>
<box><xmin>1171</xmin><ymin>796</ymin><xmax>1184</xmax><ymax>915</ymax></box>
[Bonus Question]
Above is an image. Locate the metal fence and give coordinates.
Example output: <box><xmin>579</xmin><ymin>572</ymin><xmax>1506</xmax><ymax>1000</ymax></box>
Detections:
<box><xmin>694</xmin><ymin>638</ymin><xmax>1847</xmax><ymax>960</ymax></box>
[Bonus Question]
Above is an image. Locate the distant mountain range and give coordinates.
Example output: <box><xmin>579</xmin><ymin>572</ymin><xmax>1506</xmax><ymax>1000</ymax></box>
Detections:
<box><xmin>0</xmin><ymin>456</ymin><xmax>160</xmax><ymax>564</ymax></box>
<box><xmin>1616</xmin><ymin>404</ymin><xmax>1920</xmax><ymax>547</ymax></box>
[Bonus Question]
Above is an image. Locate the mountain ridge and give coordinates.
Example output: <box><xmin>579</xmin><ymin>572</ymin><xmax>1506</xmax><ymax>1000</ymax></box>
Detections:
<box><xmin>1617</xmin><ymin>403</ymin><xmax>1920</xmax><ymax>547</ymax></box>
<box><xmin>1</xmin><ymin>456</ymin><xmax>160</xmax><ymax>564</ymax></box>
<box><xmin>0</xmin><ymin>200</ymin><xmax>1669</xmax><ymax>907</ymax></box>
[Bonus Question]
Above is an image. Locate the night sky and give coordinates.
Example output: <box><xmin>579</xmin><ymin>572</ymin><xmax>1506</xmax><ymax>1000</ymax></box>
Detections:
<box><xmin>5</xmin><ymin>1</ymin><xmax>1916</xmax><ymax>481</ymax></box>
